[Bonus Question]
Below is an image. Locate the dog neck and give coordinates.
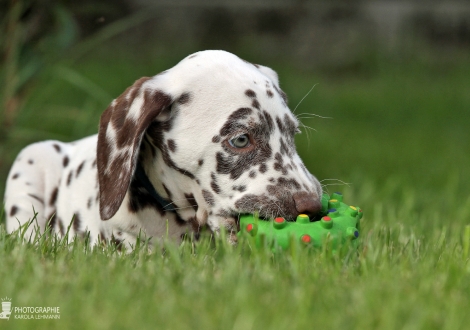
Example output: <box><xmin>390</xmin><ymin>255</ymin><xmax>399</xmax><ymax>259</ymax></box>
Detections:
<box><xmin>134</xmin><ymin>163</ymin><xmax>176</xmax><ymax>212</ymax></box>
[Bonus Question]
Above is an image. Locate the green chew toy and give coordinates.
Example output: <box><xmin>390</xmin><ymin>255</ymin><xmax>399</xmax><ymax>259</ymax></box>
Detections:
<box><xmin>238</xmin><ymin>192</ymin><xmax>363</xmax><ymax>250</ymax></box>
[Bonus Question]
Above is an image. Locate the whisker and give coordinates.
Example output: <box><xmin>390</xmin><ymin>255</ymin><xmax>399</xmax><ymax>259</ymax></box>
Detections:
<box><xmin>163</xmin><ymin>205</ymin><xmax>198</xmax><ymax>211</ymax></box>
<box><xmin>320</xmin><ymin>178</ymin><xmax>351</xmax><ymax>185</ymax></box>
<box><xmin>299</xmin><ymin>122</ymin><xmax>317</xmax><ymax>132</ymax></box>
<box><xmin>293</xmin><ymin>83</ymin><xmax>319</xmax><ymax>114</ymax></box>
<box><xmin>296</xmin><ymin>113</ymin><xmax>333</xmax><ymax>120</ymax></box>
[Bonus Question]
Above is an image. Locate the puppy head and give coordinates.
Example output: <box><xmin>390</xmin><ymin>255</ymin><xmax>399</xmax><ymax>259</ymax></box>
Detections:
<box><xmin>97</xmin><ymin>50</ymin><xmax>322</xmax><ymax>233</ymax></box>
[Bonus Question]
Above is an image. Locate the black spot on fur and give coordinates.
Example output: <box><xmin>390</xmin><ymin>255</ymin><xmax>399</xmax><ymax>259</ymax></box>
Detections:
<box><xmin>184</xmin><ymin>193</ymin><xmax>198</xmax><ymax>211</ymax></box>
<box><xmin>219</xmin><ymin>107</ymin><xmax>253</xmax><ymax>137</ymax></box>
<box><xmin>87</xmin><ymin>197</ymin><xmax>93</xmax><ymax>209</ymax></box>
<box><xmin>167</xmin><ymin>139</ymin><xmax>177</xmax><ymax>153</ymax></box>
<box><xmin>210</xmin><ymin>172</ymin><xmax>221</xmax><ymax>194</ymax></box>
<box><xmin>277</xmin><ymin>177</ymin><xmax>301</xmax><ymax>190</ymax></box>
<box><xmin>252</xmin><ymin>99</ymin><xmax>260</xmax><ymax>110</ymax></box>
<box><xmin>63</xmin><ymin>156</ymin><xmax>69</xmax><ymax>167</ymax></box>
<box><xmin>245</xmin><ymin>89</ymin><xmax>257</xmax><ymax>98</ymax></box>
<box><xmin>76</xmin><ymin>161</ymin><xmax>85</xmax><ymax>178</ymax></box>
<box><xmin>212</xmin><ymin>135</ymin><xmax>221</xmax><ymax>143</ymax></box>
<box><xmin>53</xmin><ymin>144</ymin><xmax>61</xmax><ymax>153</ymax></box>
<box><xmin>67</xmin><ymin>172</ymin><xmax>73</xmax><ymax>186</ymax></box>
<box><xmin>202</xmin><ymin>189</ymin><xmax>215</xmax><ymax>206</ymax></box>
<box><xmin>28</xmin><ymin>159</ymin><xmax>34</xmax><ymax>165</ymax></box>
<box><xmin>284</xmin><ymin>114</ymin><xmax>297</xmax><ymax>135</ymax></box>
<box><xmin>10</xmin><ymin>205</ymin><xmax>18</xmax><ymax>217</ymax></box>
<box><xmin>266</xmin><ymin>90</ymin><xmax>274</xmax><ymax>98</ymax></box>
<box><xmin>274</xmin><ymin>152</ymin><xmax>288</xmax><ymax>175</ymax></box>
<box><xmin>12</xmin><ymin>173</ymin><xmax>20</xmax><ymax>179</ymax></box>
<box><xmin>280</xmin><ymin>138</ymin><xmax>288</xmax><ymax>156</ymax></box>
<box><xmin>49</xmin><ymin>187</ymin><xmax>58</xmax><ymax>206</ymax></box>
<box><xmin>259</xmin><ymin>163</ymin><xmax>268</xmax><ymax>173</ymax></box>
<box><xmin>177</xmin><ymin>92</ymin><xmax>192</xmax><ymax>105</ymax></box>
<box><xmin>198</xmin><ymin>159</ymin><xmax>204</xmax><ymax>166</ymax></box>
<box><xmin>249</xmin><ymin>170</ymin><xmax>256</xmax><ymax>178</ymax></box>
<box><xmin>276</xmin><ymin>117</ymin><xmax>284</xmax><ymax>131</ymax></box>
<box><xmin>260</xmin><ymin>111</ymin><xmax>274</xmax><ymax>134</ymax></box>
<box><xmin>162</xmin><ymin>184</ymin><xmax>172</xmax><ymax>199</ymax></box>
<box><xmin>232</xmin><ymin>185</ymin><xmax>246</xmax><ymax>192</ymax></box>
<box><xmin>73</xmin><ymin>213</ymin><xmax>81</xmax><ymax>232</ymax></box>
<box><xmin>127</xmin><ymin>173</ymin><xmax>166</xmax><ymax>215</ymax></box>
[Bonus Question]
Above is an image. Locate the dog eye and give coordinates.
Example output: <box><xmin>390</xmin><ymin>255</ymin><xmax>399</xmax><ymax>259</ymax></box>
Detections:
<box><xmin>229</xmin><ymin>134</ymin><xmax>250</xmax><ymax>148</ymax></box>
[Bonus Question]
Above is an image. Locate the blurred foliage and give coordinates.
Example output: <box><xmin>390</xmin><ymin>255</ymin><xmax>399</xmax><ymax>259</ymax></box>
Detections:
<box><xmin>0</xmin><ymin>0</ymin><xmax>132</xmax><ymax>138</ymax></box>
<box><xmin>0</xmin><ymin>0</ymin><xmax>77</xmax><ymax>139</ymax></box>
<box><xmin>0</xmin><ymin>0</ymin><xmax>155</xmax><ymax>181</ymax></box>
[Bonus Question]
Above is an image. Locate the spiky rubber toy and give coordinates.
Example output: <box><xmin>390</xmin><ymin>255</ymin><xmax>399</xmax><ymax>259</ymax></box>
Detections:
<box><xmin>238</xmin><ymin>192</ymin><xmax>363</xmax><ymax>250</ymax></box>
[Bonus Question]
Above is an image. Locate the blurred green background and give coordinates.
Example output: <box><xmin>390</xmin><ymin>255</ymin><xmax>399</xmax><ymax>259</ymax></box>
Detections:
<box><xmin>1</xmin><ymin>0</ymin><xmax>469</xmax><ymax>228</ymax></box>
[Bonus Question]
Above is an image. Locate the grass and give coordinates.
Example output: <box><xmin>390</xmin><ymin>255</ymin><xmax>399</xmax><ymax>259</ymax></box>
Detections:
<box><xmin>0</xmin><ymin>202</ymin><xmax>469</xmax><ymax>330</ymax></box>
<box><xmin>1</xmin><ymin>50</ymin><xmax>470</xmax><ymax>329</ymax></box>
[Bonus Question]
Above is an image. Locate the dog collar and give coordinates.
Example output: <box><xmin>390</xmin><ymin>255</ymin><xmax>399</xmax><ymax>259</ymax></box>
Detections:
<box><xmin>134</xmin><ymin>163</ymin><xmax>176</xmax><ymax>212</ymax></box>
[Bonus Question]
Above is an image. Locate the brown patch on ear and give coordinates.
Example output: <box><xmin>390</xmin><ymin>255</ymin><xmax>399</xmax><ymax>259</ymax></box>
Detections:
<box><xmin>97</xmin><ymin>77</ymin><xmax>173</xmax><ymax>220</ymax></box>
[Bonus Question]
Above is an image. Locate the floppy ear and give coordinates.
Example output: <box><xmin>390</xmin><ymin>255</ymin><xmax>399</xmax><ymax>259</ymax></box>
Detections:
<box><xmin>97</xmin><ymin>77</ymin><xmax>173</xmax><ymax>220</ymax></box>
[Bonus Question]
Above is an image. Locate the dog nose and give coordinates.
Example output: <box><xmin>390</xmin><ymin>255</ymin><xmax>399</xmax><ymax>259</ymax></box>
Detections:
<box><xmin>292</xmin><ymin>192</ymin><xmax>322</xmax><ymax>215</ymax></box>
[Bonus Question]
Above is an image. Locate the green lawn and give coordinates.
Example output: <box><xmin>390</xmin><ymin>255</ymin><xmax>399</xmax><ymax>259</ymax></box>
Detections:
<box><xmin>1</xmin><ymin>52</ymin><xmax>469</xmax><ymax>329</ymax></box>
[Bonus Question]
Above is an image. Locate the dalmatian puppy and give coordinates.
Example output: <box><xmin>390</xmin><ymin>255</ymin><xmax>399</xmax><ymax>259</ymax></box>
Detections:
<box><xmin>4</xmin><ymin>50</ymin><xmax>322</xmax><ymax>249</ymax></box>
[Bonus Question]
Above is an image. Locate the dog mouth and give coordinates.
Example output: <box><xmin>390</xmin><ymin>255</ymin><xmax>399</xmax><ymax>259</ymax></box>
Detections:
<box><xmin>233</xmin><ymin>191</ymin><xmax>322</xmax><ymax>222</ymax></box>
<box><xmin>237</xmin><ymin>212</ymin><xmax>323</xmax><ymax>223</ymax></box>
<box><xmin>233</xmin><ymin>201</ymin><xmax>326</xmax><ymax>225</ymax></box>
